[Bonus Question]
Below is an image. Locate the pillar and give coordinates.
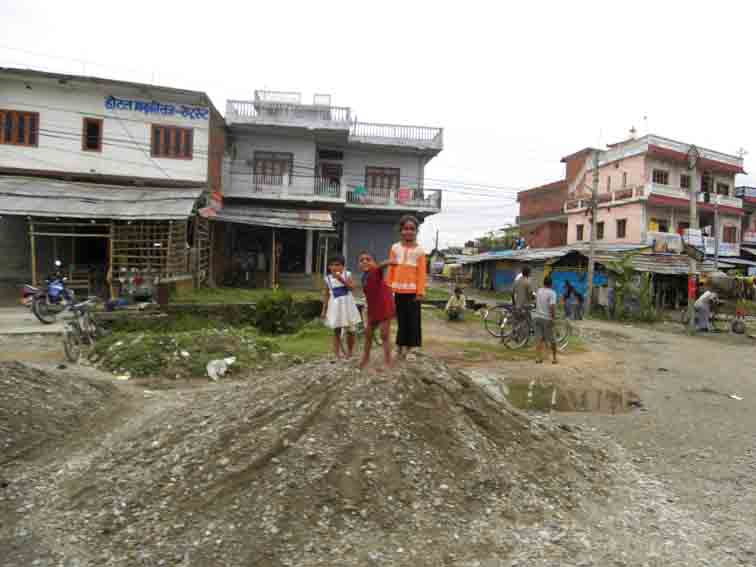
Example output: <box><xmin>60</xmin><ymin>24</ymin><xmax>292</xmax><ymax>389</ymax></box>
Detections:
<box><xmin>305</xmin><ymin>229</ymin><xmax>313</xmax><ymax>274</ymax></box>
<box><xmin>342</xmin><ymin>220</ymin><xmax>349</xmax><ymax>260</ymax></box>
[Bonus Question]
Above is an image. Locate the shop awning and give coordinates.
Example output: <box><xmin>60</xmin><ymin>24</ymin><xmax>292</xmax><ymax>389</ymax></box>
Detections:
<box><xmin>212</xmin><ymin>204</ymin><xmax>333</xmax><ymax>230</ymax></box>
<box><xmin>0</xmin><ymin>176</ymin><xmax>202</xmax><ymax>220</ymax></box>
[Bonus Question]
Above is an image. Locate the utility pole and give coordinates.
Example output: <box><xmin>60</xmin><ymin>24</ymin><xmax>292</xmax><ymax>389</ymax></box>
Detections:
<box><xmin>585</xmin><ymin>150</ymin><xmax>600</xmax><ymax>314</ymax></box>
<box><xmin>435</xmin><ymin>229</ymin><xmax>439</xmax><ymax>252</ymax></box>
<box><xmin>686</xmin><ymin>145</ymin><xmax>700</xmax><ymax>335</ymax></box>
<box><xmin>714</xmin><ymin>195</ymin><xmax>720</xmax><ymax>270</ymax></box>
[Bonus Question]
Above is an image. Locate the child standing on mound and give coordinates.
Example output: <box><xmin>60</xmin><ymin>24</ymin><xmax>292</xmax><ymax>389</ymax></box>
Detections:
<box><xmin>321</xmin><ymin>255</ymin><xmax>362</xmax><ymax>359</ymax></box>
<box><xmin>357</xmin><ymin>251</ymin><xmax>395</xmax><ymax>370</ymax></box>
<box><xmin>386</xmin><ymin>215</ymin><xmax>427</xmax><ymax>360</ymax></box>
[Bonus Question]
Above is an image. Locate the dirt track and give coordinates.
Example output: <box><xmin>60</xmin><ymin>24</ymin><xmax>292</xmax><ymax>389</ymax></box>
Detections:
<box><xmin>1</xmin><ymin>318</ymin><xmax>755</xmax><ymax>565</ymax></box>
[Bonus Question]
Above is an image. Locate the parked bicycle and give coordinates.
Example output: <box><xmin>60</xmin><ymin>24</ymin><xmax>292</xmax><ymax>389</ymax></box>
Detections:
<box><xmin>62</xmin><ymin>298</ymin><xmax>100</xmax><ymax>363</ymax></box>
<box><xmin>506</xmin><ymin>305</ymin><xmax>571</xmax><ymax>351</ymax></box>
<box><xmin>481</xmin><ymin>303</ymin><xmax>515</xmax><ymax>339</ymax></box>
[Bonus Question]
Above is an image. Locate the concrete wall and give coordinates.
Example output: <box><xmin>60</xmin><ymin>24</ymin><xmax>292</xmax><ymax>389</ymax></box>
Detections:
<box><xmin>566</xmin><ymin>202</ymin><xmax>645</xmax><ymax>244</ymax></box>
<box><xmin>343</xmin><ymin>218</ymin><xmax>400</xmax><ymax>274</ymax></box>
<box><xmin>595</xmin><ymin>154</ymin><xmax>646</xmax><ymax>193</ymax></box>
<box><xmin>0</xmin><ymin>74</ymin><xmax>211</xmax><ymax>182</ymax></box>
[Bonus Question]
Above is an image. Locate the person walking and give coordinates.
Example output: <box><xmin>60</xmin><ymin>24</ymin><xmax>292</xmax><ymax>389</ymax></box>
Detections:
<box><xmin>534</xmin><ymin>275</ymin><xmax>558</xmax><ymax>364</ymax></box>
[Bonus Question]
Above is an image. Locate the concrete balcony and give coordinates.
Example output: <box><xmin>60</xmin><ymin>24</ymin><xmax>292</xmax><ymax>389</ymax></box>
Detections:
<box><xmin>224</xmin><ymin>172</ymin><xmax>346</xmax><ymax>204</ymax></box>
<box><xmin>348</xmin><ymin>122</ymin><xmax>444</xmax><ymax>151</ymax></box>
<box><xmin>225</xmin><ymin>99</ymin><xmax>352</xmax><ymax>130</ymax></box>
<box><xmin>564</xmin><ymin>183</ymin><xmax>742</xmax><ymax>212</ymax></box>
<box><xmin>345</xmin><ymin>186</ymin><xmax>442</xmax><ymax>212</ymax></box>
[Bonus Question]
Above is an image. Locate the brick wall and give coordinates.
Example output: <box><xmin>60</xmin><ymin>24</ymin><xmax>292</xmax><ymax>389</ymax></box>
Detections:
<box><xmin>521</xmin><ymin>221</ymin><xmax>567</xmax><ymax>248</ymax></box>
<box><xmin>517</xmin><ymin>180</ymin><xmax>568</xmax><ymax>220</ymax></box>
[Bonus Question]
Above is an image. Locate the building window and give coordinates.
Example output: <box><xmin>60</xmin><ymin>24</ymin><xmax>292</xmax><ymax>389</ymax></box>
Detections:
<box><xmin>622</xmin><ymin>172</ymin><xmax>627</xmax><ymax>188</ymax></box>
<box><xmin>606</xmin><ymin>176</ymin><xmax>612</xmax><ymax>192</ymax></box>
<box><xmin>151</xmin><ymin>125</ymin><xmax>193</xmax><ymax>159</ymax></box>
<box><xmin>723</xmin><ymin>226</ymin><xmax>737</xmax><ymax>243</ymax></box>
<box><xmin>365</xmin><ymin>167</ymin><xmax>400</xmax><ymax>191</ymax></box>
<box><xmin>680</xmin><ymin>174</ymin><xmax>691</xmax><ymax>190</ymax></box>
<box><xmin>82</xmin><ymin>118</ymin><xmax>103</xmax><ymax>152</ymax></box>
<box><xmin>716</xmin><ymin>182</ymin><xmax>730</xmax><ymax>196</ymax></box>
<box><xmin>0</xmin><ymin>109</ymin><xmax>39</xmax><ymax>147</ymax></box>
<box><xmin>596</xmin><ymin>221</ymin><xmax>605</xmax><ymax>240</ymax></box>
<box><xmin>616</xmin><ymin>219</ymin><xmax>627</xmax><ymax>239</ymax></box>
<box><xmin>650</xmin><ymin>218</ymin><xmax>670</xmax><ymax>233</ymax></box>
<box><xmin>576</xmin><ymin>224</ymin><xmax>584</xmax><ymax>241</ymax></box>
<box><xmin>253</xmin><ymin>151</ymin><xmax>293</xmax><ymax>184</ymax></box>
<box><xmin>652</xmin><ymin>169</ymin><xmax>669</xmax><ymax>185</ymax></box>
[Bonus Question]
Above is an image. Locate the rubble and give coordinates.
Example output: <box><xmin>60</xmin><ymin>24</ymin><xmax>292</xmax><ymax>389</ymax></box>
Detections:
<box><xmin>1</xmin><ymin>356</ymin><xmax>615</xmax><ymax>565</ymax></box>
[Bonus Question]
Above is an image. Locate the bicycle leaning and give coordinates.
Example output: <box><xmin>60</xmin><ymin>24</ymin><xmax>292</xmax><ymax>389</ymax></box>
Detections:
<box><xmin>62</xmin><ymin>298</ymin><xmax>100</xmax><ymax>363</ymax></box>
<box><xmin>505</xmin><ymin>305</ymin><xmax>571</xmax><ymax>351</ymax></box>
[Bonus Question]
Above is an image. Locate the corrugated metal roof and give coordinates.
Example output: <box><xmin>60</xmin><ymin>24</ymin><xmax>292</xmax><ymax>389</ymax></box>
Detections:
<box><xmin>0</xmin><ymin>176</ymin><xmax>202</xmax><ymax>220</ymax></box>
<box><xmin>625</xmin><ymin>254</ymin><xmax>732</xmax><ymax>275</ymax></box>
<box><xmin>717</xmin><ymin>257</ymin><xmax>756</xmax><ymax>268</ymax></box>
<box><xmin>470</xmin><ymin>243</ymin><xmax>648</xmax><ymax>264</ymax></box>
<box><xmin>212</xmin><ymin>204</ymin><xmax>333</xmax><ymax>230</ymax></box>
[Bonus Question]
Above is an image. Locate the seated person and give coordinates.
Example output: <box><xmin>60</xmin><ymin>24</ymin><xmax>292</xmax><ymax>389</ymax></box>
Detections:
<box><xmin>445</xmin><ymin>287</ymin><xmax>467</xmax><ymax>320</ymax></box>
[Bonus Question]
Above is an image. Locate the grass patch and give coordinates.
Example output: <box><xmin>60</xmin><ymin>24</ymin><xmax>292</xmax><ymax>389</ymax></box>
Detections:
<box><xmin>174</xmin><ymin>286</ymin><xmax>321</xmax><ymax>304</ymax></box>
<box><xmin>274</xmin><ymin>321</ymin><xmax>333</xmax><ymax>359</ymax></box>
<box><xmin>423</xmin><ymin>287</ymin><xmax>452</xmax><ymax>301</ymax></box>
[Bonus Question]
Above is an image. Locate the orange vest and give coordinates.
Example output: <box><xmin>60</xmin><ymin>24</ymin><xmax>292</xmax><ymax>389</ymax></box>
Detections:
<box><xmin>386</xmin><ymin>242</ymin><xmax>427</xmax><ymax>295</ymax></box>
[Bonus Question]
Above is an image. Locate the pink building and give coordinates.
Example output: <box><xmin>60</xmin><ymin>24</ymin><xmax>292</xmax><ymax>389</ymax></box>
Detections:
<box><xmin>562</xmin><ymin>134</ymin><xmax>745</xmax><ymax>251</ymax></box>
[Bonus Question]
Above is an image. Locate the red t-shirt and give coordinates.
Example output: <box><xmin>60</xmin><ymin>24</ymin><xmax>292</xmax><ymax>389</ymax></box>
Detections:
<box><xmin>362</xmin><ymin>268</ymin><xmax>395</xmax><ymax>324</ymax></box>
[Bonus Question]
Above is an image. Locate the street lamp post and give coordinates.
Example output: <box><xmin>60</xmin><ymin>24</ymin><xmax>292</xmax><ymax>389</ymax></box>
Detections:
<box><xmin>687</xmin><ymin>145</ymin><xmax>700</xmax><ymax>335</ymax></box>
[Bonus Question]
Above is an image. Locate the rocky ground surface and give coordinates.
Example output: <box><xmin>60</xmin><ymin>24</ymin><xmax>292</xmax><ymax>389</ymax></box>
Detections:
<box><xmin>1</xmin><ymin>317</ymin><xmax>755</xmax><ymax>566</ymax></box>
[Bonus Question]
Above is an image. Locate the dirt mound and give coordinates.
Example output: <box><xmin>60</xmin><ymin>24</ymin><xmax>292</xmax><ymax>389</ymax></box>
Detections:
<box><xmin>0</xmin><ymin>361</ymin><xmax>121</xmax><ymax>464</ymax></box>
<box><xmin>30</xmin><ymin>355</ymin><xmax>614</xmax><ymax>565</ymax></box>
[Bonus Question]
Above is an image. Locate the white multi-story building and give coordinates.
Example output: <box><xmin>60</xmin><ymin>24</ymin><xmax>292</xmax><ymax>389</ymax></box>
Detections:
<box><xmin>0</xmin><ymin>67</ymin><xmax>225</xmax><ymax>295</ymax></box>
<box><xmin>215</xmin><ymin>90</ymin><xmax>443</xmax><ymax>284</ymax></box>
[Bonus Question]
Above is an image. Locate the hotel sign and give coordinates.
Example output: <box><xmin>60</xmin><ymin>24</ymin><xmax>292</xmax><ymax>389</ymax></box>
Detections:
<box><xmin>105</xmin><ymin>96</ymin><xmax>209</xmax><ymax>120</ymax></box>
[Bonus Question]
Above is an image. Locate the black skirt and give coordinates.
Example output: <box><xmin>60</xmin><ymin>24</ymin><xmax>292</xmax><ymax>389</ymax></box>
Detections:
<box><xmin>395</xmin><ymin>293</ymin><xmax>422</xmax><ymax>347</ymax></box>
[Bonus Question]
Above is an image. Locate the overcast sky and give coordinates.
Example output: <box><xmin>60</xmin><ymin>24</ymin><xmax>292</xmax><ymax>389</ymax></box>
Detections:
<box><xmin>2</xmin><ymin>0</ymin><xmax>755</xmax><ymax>249</ymax></box>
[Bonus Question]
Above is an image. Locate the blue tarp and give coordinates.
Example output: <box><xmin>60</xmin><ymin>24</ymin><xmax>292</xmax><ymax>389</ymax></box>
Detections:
<box><xmin>550</xmin><ymin>271</ymin><xmax>608</xmax><ymax>299</ymax></box>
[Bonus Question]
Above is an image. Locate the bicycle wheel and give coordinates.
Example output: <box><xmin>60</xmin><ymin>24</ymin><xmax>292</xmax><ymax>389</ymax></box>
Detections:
<box><xmin>484</xmin><ymin>307</ymin><xmax>511</xmax><ymax>338</ymax></box>
<box><xmin>63</xmin><ymin>324</ymin><xmax>82</xmax><ymax>363</ymax></box>
<box><xmin>506</xmin><ymin>319</ymin><xmax>530</xmax><ymax>350</ymax></box>
<box><xmin>553</xmin><ymin>320</ymin><xmax>571</xmax><ymax>352</ymax></box>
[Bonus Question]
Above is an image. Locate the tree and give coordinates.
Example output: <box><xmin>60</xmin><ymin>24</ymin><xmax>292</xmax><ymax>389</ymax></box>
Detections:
<box><xmin>474</xmin><ymin>230</ymin><xmax>517</xmax><ymax>252</ymax></box>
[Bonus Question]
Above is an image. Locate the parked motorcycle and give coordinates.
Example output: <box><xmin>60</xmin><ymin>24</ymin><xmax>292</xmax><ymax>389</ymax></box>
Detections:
<box><xmin>26</xmin><ymin>260</ymin><xmax>75</xmax><ymax>324</ymax></box>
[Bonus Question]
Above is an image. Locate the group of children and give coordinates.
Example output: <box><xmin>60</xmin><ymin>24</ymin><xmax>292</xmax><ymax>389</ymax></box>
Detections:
<box><xmin>320</xmin><ymin>214</ymin><xmax>426</xmax><ymax>371</ymax></box>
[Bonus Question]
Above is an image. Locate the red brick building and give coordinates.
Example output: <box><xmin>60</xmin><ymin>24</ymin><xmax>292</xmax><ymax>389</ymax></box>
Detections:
<box><xmin>516</xmin><ymin>179</ymin><xmax>569</xmax><ymax>248</ymax></box>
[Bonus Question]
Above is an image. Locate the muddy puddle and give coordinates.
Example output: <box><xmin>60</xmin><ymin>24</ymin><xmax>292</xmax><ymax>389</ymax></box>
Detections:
<box><xmin>504</xmin><ymin>380</ymin><xmax>639</xmax><ymax>414</ymax></box>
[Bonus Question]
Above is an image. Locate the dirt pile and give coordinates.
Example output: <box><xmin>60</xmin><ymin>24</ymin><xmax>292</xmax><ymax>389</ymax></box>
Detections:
<box><xmin>21</xmin><ymin>356</ymin><xmax>614</xmax><ymax>566</ymax></box>
<box><xmin>0</xmin><ymin>361</ymin><xmax>121</xmax><ymax>464</ymax></box>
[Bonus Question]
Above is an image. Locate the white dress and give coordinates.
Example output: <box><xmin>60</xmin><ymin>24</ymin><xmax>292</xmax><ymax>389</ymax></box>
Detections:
<box><xmin>325</xmin><ymin>272</ymin><xmax>362</xmax><ymax>329</ymax></box>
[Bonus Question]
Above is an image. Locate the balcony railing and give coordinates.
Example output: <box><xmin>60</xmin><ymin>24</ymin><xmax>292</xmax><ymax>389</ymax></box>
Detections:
<box><xmin>345</xmin><ymin>186</ymin><xmax>442</xmax><ymax>211</ymax></box>
<box><xmin>564</xmin><ymin>182</ymin><xmax>743</xmax><ymax>212</ymax></box>
<box><xmin>565</xmin><ymin>184</ymin><xmax>645</xmax><ymax>211</ymax></box>
<box><xmin>226</xmin><ymin>100</ymin><xmax>352</xmax><ymax>127</ymax></box>
<box><xmin>349</xmin><ymin>122</ymin><xmax>443</xmax><ymax>149</ymax></box>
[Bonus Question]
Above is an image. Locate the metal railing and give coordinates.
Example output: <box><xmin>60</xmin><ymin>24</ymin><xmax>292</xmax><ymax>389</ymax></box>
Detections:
<box><xmin>565</xmin><ymin>184</ymin><xmax>645</xmax><ymax>211</ymax></box>
<box><xmin>350</xmin><ymin>122</ymin><xmax>443</xmax><ymax>145</ymax></box>
<box><xmin>345</xmin><ymin>186</ymin><xmax>442</xmax><ymax>210</ymax></box>
<box><xmin>226</xmin><ymin>100</ymin><xmax>352</xmax><ymax>124</ymax></box>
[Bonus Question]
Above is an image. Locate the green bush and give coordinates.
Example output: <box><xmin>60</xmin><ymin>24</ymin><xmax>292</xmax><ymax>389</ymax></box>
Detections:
<box><xmin>255</xmin><ymin>290</ymin><xmax>302</xmax><ymax>335</ymax></box>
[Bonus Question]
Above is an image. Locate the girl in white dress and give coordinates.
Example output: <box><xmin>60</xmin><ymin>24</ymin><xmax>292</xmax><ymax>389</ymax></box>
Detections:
<box><xmin>320</xmin><ymin>255</ymin><xmax>362</xmax><ymax>359</ymax></box>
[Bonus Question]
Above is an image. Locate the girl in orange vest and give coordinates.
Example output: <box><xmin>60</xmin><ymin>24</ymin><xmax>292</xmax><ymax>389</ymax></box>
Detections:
<box><xmin>386</xmin><ymin>215</ymin><xmax>427</xmax><ymax>360</ymax></box>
